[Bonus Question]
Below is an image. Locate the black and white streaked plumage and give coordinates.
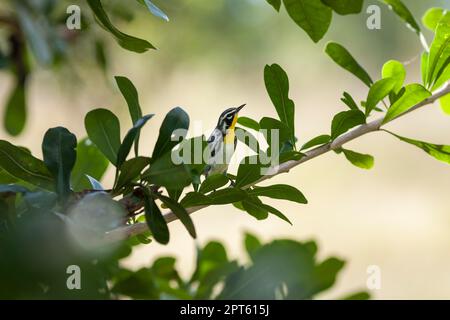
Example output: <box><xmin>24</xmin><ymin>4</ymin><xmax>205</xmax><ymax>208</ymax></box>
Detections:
<box><xmin>203</xmin><ymin>104</ymin><xmax>246</xmax><ymax>177</ymax></box>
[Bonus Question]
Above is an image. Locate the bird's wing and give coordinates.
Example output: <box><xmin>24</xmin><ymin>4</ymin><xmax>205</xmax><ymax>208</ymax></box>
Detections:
<box><xmin>206</xmin><ymin>128</ymin><xmax>223</xmax><ymax>159</ymax></box>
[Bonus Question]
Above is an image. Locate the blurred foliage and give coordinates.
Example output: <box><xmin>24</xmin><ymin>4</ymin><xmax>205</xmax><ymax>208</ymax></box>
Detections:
<box><xmin>0</xmin><ymin>0</ymin><xmax>449</xmax><ymax>300</ymax></box>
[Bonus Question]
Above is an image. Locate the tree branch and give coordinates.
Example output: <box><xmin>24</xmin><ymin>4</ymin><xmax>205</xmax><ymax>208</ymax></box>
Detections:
<box><xmin>101</xmin><ymin>81</ymin><xmax>450</xmax><ymax>245</ymax></box>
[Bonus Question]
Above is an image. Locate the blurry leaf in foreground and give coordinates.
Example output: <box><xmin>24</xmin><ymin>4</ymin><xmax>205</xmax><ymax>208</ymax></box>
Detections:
<box><xmin>422</xmin><ymin>8</ymin><xmax>445</xmax><ymax>32</ymax></box>
<box><xmin>266</xmin><ymin>0</ymin><xmax>281</xmax><ymax>11</ymax></box>
<box><xmin>144</xmin><ymin>193</ymin><xmax>169</xmax><ymax>245</ymax></box>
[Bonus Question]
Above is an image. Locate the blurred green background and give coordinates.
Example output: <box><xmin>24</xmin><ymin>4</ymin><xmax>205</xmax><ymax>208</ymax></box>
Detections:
<box><xmin>1</xmin><ymin>0</ymin><xmax>450</xmax><ymax>299</ymax></box>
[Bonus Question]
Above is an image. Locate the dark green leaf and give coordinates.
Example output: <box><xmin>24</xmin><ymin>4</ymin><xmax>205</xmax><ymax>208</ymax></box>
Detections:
<box><xmin>208</xmin><ymin>188</ymin><xmax>248</xmax><ymax>205</ymax></box>
<box><xmin>325</xmin><ymin>42</ymin><xmax>373</xmax><ymax>87</ymax></box>
<box><xmin>383</xmin><ymin>84</ymin><xmax>431</xmax><ymax>124</ymax></box>
<box><xmin>266</xmin><ymin>0</ymin><xmax>281</xmax><ymax>11</ymax></box>
<box><xmin>341</xmin><ymin>148</ymin><xmax>374</xmax><ymax>169</ymax></box>
<box><xmin>143</xmin><ymin>151</ymin><xmax>192</xmax><ymax>189</ymax></box>
<box><xmin>283</xmin><ymin>0</ymin><xmax>332</xmax><ymax>43</ymax></box>
<box><xmin>301</xmin><ymin>135</ymin><xmax>331</xmax><ymax>150</ymax></box>
<box><xmin>261</xmin><ymin>203</ymin><xmax>293</xmax><ymax>225</ymax></box>
<box><xmin>199</xmin><ymin>174</ymin><xmax>229</xmax><ymax>194</ymax></box>
<box><xmin>235</xmin><ymin>156</ymin><xmax>263</xmax><ymax>188</ymax></box>
<box><xmin>0</xmin><ymin>140</ymin><xmax>53</xmax><ymax>190</ymax></box>
<box><xmin>385</xmin><ymin>130</ymin><xmax>450</xmax><ymax>165</ymax></box>
<box><xmin>341</xmin><ymin>92</ymin><xmax>359</xmax><ymax>110</ymax></box>
<box><xmin>180</xmin><ymin>192</ymin><xmax>211</xmax><ymax>208</ymax></box>
<box><xmin>259</xmin><ymin>117</ymin><xmax>292</xmax><ymax>151</ymax></box>
<box><xmin>264</xmin><ymin>64</ymin><xmax>295</xmax><ymax>144</ymax></box>
<box><xmin>158</xmin><ymin>195</ymin><xmax>196</xmax><ymax>238</ymax></box>
<box><xmin>4</xmin><ymin>81</ymin><xmax>26</xmax><ymax>137</ymax></box>
<box><xmin>321</xmin><ymin>0</ymin><xmax>363</xmax><ymax>15</ymax></box>
<box><xmin>341</xmin><ymin>291</ymin><xmax>371</xmax><ymax>300</ymax></box>
<box><xmin>379</xmin><ymin>0</ymin><xmax>421</xmax><ymax>34</ymax></box>
<box><xmin>115</xmin><ymin>157</ymin><xmax>150</xmax><ymax>190</ymax></box>
<box><xmin>151</xmin><ymin>107</ymin><xmax>190</xmax><ymax>162</ymax></box>
<box><xmin>331</xmin><ymin>110</ymin><xmax>366</xmax><ymax>140</ymax></box>
<box><xmin>42</xmin><ymin>127</ymin><xmax>77</xmax><ymax>200</ymax></box>
<box><xmin>71</xmin><ymin>138</ymin><xmax>109</xmax><ymax>192</ymax></box>
<box><xmin>237</xmin><ymin>117</ymin><xmax>261</xmax><ymax>131</ymax></box>
<box><xmin>241</xmin><ymin>196</ymin><xmax>269</xmax><ymax>220</ymax></box>
<box><xmin>144</xmin><ymin>195</ymin><xmax>169</xmax><ymax>244</ymax></box>
<box><xmin>85</xmin><ymin>108</ymin><xmax>121</xmax><ymax>165</ymax></box>
<box><xmin>117</xmin><ymin>114</ymin><xmax>154</xmax><ymax>168</ymax></box>
<box><xmin>249</xmin><ymin>184</ymin><xmax>307</xmax><ymax>204</ymax></box>
<box><xmin>87</xmin><ymin>0</ymin><xmax>155</xmax><ymax>53</ymax></box>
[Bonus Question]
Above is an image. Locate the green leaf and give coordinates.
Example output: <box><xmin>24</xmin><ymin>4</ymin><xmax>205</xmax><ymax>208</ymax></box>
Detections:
<box><xmin>261</xmin><ymin>203</ymin><xmax>293</xmax><ymax>225</ymax></box>
<box><xmin>325</xmin><ymin>42</ymin><xmax>373</xmax><ymax>87</ymax></box>
<box><xmin>237</xmin><ymin>117</ymin><xmax>260</xmax><ymax>131</ymax></box>
<box><xmin>440</xmin><ymin>93</ymin><xmax>450</xmax><ymax>115</ymax></box>
<box><xmin>235</xmin><ymin>156</ymin><xmax>263</xmax><ymax>188</ymax></box>
<box><xmin>422</xmin><ymin>8</ymin><xmax>445</xmax><ymax>32</ymax></box>
<box><xmin>427</xmin><ymin>12</ymin><xmax>450</xmax><ymax>87</ymax></box>
<box><xmin>385</xmin><ymin>130</ymin><xmax>450</xmax><ymax>165</ymax></box>
<box><xmin>87</xmin><ymin>0</ymin><xmax>155</xmax><ymax>53</ymax></box>
<box><xmin>244</xmin><ymin>233</ymin><xmax>262</xmax><ymax>260</ymax></box>
<box><xmin>383</xmin><ymin>84</ymin><xmax>431</xmax><ymax>124</ymax></box>
<box><xmin>138</xmin><ymin>0</ymin><xmax>169</xmax><ymax>21</ymax></box>
<box><xmin>341</xmin><ymin>92</ymin><xmax>359</xmax><ymax>110</ymax></box>
<box><xmin>117</xmin><ymin>114</ymin><xmax>154</xmax><ymax>168</ymax></box>
<box><xmin>115</xmin><ymin>157</ymin><xmax>150</xmax><ymax>190</ymax></box>
<box><xmin>71</xmin><ymin>138</ymin><xmax>109</xmax><ymax>192</ymax></box>
<box><xmin>382</xmin><ymin>60</ymin><xmax>406</xmax><ymax>94</ymax></box>
<box><xmin>142</xmin><ymin>151</ymin><xmax>192</xmax><ymax>189</ymax></box>
<box><xmin>378</xmin><ymin>0</ymin><xmax>421</xmax><ymax>34</ymax></box>
<box><xmin>199</xmin><ymin>174</ymin><xmax>229</xmax><ymax>194</ymax></box>
<box><xmin>85</xmin><ymin>108</ymin><xmax>121</xmax><ymax>166</ymax></box>
<box><xmin>421</xmin><ymin>52</ymin><xmax>429</xmax><ymax>86</ymax></box>
<box><xmin>157</xmin><ymin>195</ymin><xmax>196</xmax><ymax>238</ymax></box>
<box><xmin>266</xmin><ymin>0</ymin><xmax>281</xmax><ymax>11</ymax></box>
<box><xmin>301</xmin><ymin>135</ymin><xmax>331</xmax><ymax>150</ymax></box>
<box><xmin>321</xmin><ymin>0</ymin><xmax>363</xmax><ymax>15</ymax></box>
<box><xmin>341</xmin><ymin>148</ymin><xmax>374</xmax><ymax>169</ymax></box>
<box><xmin>331</xmin><ymin>110</ymin><xmax>366</xmax><ymax>140</ymax></box>
<box><xmin>4</xmin><ymin>81</ymin><xmax>26</xmax><ymax>137</ymax></box>
<box><xmin>180</xmin><ymin>192</ymin><xmax>211</xmax><ymax>208</ymax></box>
<box><xmin>0</xmin><ymin>140</ymin><xmax>53</xmax><ymax>190</ymax></box>
<box><xmin>365</xmin><ymin>78</ymin><xmax>397</xmax><ymax>116</ymax></box>
<box><xmin>241</xmin><ymin>196</ymin><xmax>269</xmax><ymax>220</ymax></box>
<box><xmin>208</xmin><ymin>188</ymin><xmax>248</xmax><ymax>205</ymax></box>
<box><xmin>283</xmin><ymin>0</ymin><xmax>332</xmax><ymax>43</ymax></box>
<box><xmin>264</xmin><ymin>64</ymin><xmax>295</xmax><ymax>144</ymax></box>
<box><xmin>42</xmin><ymin>127</ymin><xmax>77</xmax><ymax>200</ymax></box>
<box><xmin>341</xmin><ymin>291</ymin><xmax>371</xmax><ymax>300</ymax></box>
<box><xmin>259</xmin><ymin>117</ymin><xmax>293</xmax><ymax>153</ymax></box>
<box><xmin>144</xmin><ymin>194</ymin><xmax>169</xmax><ymax>244</ymax></box>
<box><xmin>115</xmin><ymin>76</ymin><xmax>143</xmax><ymax>155</ymax></box>
<box><xmin>151</xmin><ymin>107</ymin><xmax>190</xmax><ymax>162</ymax></box>
<box><xmin>248</xmin><ymin>184</ymin><xmax>307</xmax><ymax>204</ymax></box>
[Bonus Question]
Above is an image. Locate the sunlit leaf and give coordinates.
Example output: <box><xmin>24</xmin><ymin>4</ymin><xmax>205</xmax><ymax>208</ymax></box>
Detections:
<box><xmin>321</xmin><ymin>0</ymin><xmax>363</xmax><ymax>15</ymax></box>
<box><xmin>341</xmin><ymin>148</ymin><xmax>374</xmax><ymax>169</ymax></box>
<box><xmin>382</xmin><ymin>60</ymin><xmax>406</xmax><ymax>94</ymax></box>
<box><xmin>365</xmin><ymin>78</ymin><xmax>396</xmax><ymax>116</ymax></box>
<box><xmin>301</xmin><ymin>135</ymin><xmax>331</xmax><ymax>150</ymax></box>
<box><xmin>331</xmin><ymin>110</ymin><xmax>366</xmax><ymax>140</ymax></box>
<box><xmin>422</xmin><ymin>8</ymin><xmax>445</xmax><ymax>32</ymax></box>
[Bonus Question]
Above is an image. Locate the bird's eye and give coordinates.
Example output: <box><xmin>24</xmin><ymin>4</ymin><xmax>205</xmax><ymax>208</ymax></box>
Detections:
<box><xmin>226</xmin><ymin>115</ymin><xmax>233</xmax><ymax>120</ymax></box>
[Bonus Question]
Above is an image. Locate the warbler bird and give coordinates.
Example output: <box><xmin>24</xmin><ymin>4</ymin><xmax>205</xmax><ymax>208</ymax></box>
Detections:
<box><xmin>204</xmin><ymin>104</ymin><xmax>246</xmax><ymax>177</ymax></box>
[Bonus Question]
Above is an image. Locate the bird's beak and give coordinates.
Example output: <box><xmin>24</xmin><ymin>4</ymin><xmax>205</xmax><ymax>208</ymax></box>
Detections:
<box><xmin>236</xmin><ymin>104</ymin><xmax>246</xmax><ymax>113</ymax></box>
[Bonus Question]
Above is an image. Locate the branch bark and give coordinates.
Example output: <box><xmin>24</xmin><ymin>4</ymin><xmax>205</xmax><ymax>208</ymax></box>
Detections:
<box><xmin>101</xmin><ymin>81</ymin><xmax>450</xmax><ymax>244</ymax></box>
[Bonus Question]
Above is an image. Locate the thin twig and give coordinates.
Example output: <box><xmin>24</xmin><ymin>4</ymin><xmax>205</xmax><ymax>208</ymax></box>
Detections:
<box><xmin>101</xmin><ymin>81</ymin><xmax>450</xmax><ymax>244</ymax></box>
